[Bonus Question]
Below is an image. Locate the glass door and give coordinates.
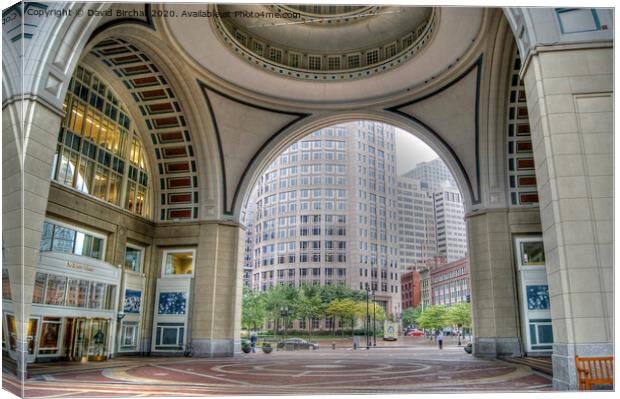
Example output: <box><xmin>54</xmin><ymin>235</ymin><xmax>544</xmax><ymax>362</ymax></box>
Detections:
<box><xmin>65</xmin><ymin>317</ymin><xmax>90</xmax><ymax>362</ymax></box>
<box><xmin>26</xmin><ymin>318</ymin><xmax>39</xmax><ymax>362</ymax></box>
<box><xmin>87</xmin><ymin>318</ymin><xmax>109</xmax><ymax>361</ymax></box>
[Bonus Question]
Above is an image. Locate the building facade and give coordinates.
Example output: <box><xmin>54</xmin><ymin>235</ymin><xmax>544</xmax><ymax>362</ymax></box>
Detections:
<box><xmin>403</xmin><ymin>158</ymin><xmax>457</xmax><ymax>192</ymax></box>
<box><xmin>396</xmin><ymin>176</ymin><xmax>437</xmax><ymax>268</ymax></box>
<box><xmin>247</xmin><ymin>122</ymin><xmax>402</xmax><ymax>315</ymax></box>
<box><xmin>433</xmin><ymin>189</ymin><xmax>467</xmax><ymax>262</ymax></box>
<box><xmin>400</xmin><ymin>270</ymin><xmax>421</xmax><ymax>311</ymax></box>
<box><xmin>430</xmin><ymin>258</ymin><xmax>470</xmax><ymax>306</ymax></box>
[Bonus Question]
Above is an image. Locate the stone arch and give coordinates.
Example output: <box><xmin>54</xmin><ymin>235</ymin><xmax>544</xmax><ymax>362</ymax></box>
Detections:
<box><xmin>233</xmin><ymin>110</ymin><xmax>476</xmax><ymax>223</ymax></box>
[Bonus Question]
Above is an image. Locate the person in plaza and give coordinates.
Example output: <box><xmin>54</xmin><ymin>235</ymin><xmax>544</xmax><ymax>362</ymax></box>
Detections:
<box><xmin>437</xmin><ymin>330</ymin><xmax>444</xmax><ymax>350</ymax></box>
<box><xmin>250</xmin><ymin>331</ymin><xmax>257</xmax><ymax>353</ymax></box>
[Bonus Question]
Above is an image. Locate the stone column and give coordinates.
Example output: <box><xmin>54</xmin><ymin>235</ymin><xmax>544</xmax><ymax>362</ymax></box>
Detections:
<box><xmin>523</xmin><ymin>46</ymin><xmax>613</xmax><ymax>390</ymax></box>
<box><xmin>2</xmin><ymin>100</ymin><xmax>61</xmax><ymax>378</ymax></box>
<box><xmin>191</xmin><ymin>223</ymin><xmax>244</xmax><ymax>356</ymax></box>
<box><xmin>466</xmin><ymin>209</ymin><xmax>522</xmax><ymax>357</ymax></box>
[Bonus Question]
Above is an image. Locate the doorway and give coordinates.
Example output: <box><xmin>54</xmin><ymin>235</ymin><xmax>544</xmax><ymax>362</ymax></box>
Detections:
<box><xmin>64</xmin><ymin>317</ymin><xmax>110</xmax><ymax>362</ymax></box>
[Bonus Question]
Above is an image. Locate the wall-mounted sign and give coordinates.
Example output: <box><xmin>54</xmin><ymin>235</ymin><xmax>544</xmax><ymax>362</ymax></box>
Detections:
<box><xmin>66</xmin><ymin>262</ymin><xmax>95</xmax><ymax>273</ymax></box>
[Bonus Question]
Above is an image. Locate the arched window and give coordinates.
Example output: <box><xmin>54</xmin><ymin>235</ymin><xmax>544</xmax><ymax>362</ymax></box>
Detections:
<box><xmin>51</xmin><ymin>65</ymin><xmax>151</xmax><ymax>217</ymax></box>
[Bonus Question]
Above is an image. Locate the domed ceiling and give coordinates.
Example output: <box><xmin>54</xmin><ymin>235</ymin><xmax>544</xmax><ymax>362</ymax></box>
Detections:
<box><xmin>162</xmin><ymin>4</ymin><xmax>484</xmax><ymax>105</ymax></box>
<box><xmin>213</xmin><ymin>4</ymin><xmax>434</xmax><ymax>80</ymax></box>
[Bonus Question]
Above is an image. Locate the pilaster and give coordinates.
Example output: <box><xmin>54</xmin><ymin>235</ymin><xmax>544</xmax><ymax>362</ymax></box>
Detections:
<box><xmin>522</xmin><ymin>46</ymin><xmax>613</xmax><ymax>390</ymax></box>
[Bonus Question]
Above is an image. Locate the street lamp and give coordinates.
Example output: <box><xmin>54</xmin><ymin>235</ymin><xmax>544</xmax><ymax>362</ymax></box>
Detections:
<box><xmin>280</xmin><ymin>306</ymin><xmax>290</xmax><ymax>339</ymax></box>
<box><xmin>372</xmin><ymin>292</ymin><xmax>376</xmax><ymax>347</ymax></box>
<box><xmin>365</xmin><ymin>286</ymin><xmax>370</xmax><ymax>349</ymax></box>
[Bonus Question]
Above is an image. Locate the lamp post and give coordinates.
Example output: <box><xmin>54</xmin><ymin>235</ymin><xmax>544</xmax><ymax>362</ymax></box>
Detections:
<box><xmin>372</xmin><ymin>292</ymin><xmax>376</xmax><ymax>347</ymax></box>
<box><xmin>280</xmin><ymin>306</ymin><xmax>290</xmax><ymax>339</ymax></box>
<box><xmin>365</xmin><ymin>286</ymin><xmax>370</xmax><ymax>349</ymax></box>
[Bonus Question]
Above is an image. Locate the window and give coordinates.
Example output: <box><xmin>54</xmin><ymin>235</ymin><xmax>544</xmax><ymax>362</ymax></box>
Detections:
<box><xmin>38</xmin><ymin>317</ymin><xmax>62</xmax><ymax>355</ymax></box>
<box><xmin>308</xmin><ymin>55</ymin><xmax>321</xmax><ymax>70</ymax></box>
<box><xmin>155</xmin><ymin>322</ymin><xmax>185</xmax><ymax>350</ymax></box>
<box><xmin>327</xmin><ymin>56</ymin><xmax>340</xmax><ymax>70</ymax></box>
<box><xmin>162</xmin><ymin>249</ymin><xmax>195</xmax><ymax>277</ymax></box>
<box><xmin>55</xmin><ymin>65</ymin><xmax>151</xmax><ymax>217</ymax></box>
<box><xmin>40</xmin><ymin>220</ymin><xmax>105</xmax><ymax>260</ymax></box>
<box><xmin>269</xmin><ymin>48</ymin><xmax>283</xmax><ymax>63</ymax></box>
<box><xmin>366</xmin><ymin>49</ymin><xmax>379</xmax><ymax>65</ymax></box>
<box><xmin>120</xmin><ymin>321</ymin><xmax>140</xmax><ymax>351</ymax></box>
<box><xmin>289</xmin><ymin>53</ymin><xmax>301</xmax><ymax>68</ymax></box>
<box><xmin>124</xmin><ymin>245</ymin><xmax>144</xmax><ymax>272</ymax></box>
<box><xmin>385</xmin><ymin>43</ymin><xmax>397</xmax><ymax>58</ymax></box>
<box><xmin>2</xmin><ymin>269</ymin><xmax>10</xmax><ymax>300</ymax></box>
<box><xmin>348</xmin><ymin>54</ymin><xmax>360</xmax><ymax>68</ymax></box>
<box><xmin>45</xmin><ymin>275</ymin><xmax>67</xmax><ymax>306</ymax></box>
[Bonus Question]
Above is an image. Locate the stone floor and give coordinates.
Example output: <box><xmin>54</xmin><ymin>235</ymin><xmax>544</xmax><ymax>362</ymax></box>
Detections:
<box><xmin>2</xmin><ymin>340</ymin><xmax>553</xmax><ymax>398</ymax></box>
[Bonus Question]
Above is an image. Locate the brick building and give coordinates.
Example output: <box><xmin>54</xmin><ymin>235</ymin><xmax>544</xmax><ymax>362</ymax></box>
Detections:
<box><xmin>400</xmin><ymin>270</ymin><xmax>421</xmax><ymax>311</ymax></box>
<box><xmin>430</xmin><ymin>258</ymin><xmax>470</xmax><ymax>306</ymax></box>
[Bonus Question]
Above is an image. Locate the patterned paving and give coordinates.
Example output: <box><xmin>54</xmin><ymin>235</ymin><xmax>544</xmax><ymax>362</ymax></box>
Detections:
<box><xmin>3</xmin><ymin>346</ymin><xmax>553</xmax><ymax>398</ymax></box>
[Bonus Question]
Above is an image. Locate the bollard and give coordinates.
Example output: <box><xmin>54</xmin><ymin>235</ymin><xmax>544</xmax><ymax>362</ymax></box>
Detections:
<box><xmin>332</xmin><ymin>341</ymin><xmax>336</xmax><ymax>350</ymax></box>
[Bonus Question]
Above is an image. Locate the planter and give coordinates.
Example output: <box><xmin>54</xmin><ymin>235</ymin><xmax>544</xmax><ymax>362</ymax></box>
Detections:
<box><xmin>242</xmin><ymin>345</ymin><xmax>252</xmax><ymax>354</ymax></box>
<box><xmin>262</xmin><ymin>345</ymin><xmax>273</xmax><ymax>354</ymax></box>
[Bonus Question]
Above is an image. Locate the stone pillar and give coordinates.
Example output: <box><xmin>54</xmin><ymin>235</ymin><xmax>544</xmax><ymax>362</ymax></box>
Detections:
<box><xmin>467</xmin><ymin>210</ymin><xmax>522</xmax><ymax>357</ymax></box>
<box><xmin>523</xmin><ymin>46</ymin><xmax>613</xmax><ymax>390</ymax></box>
<box><xmin>2</xmin><ymin>100</ymin><xmax>61</xmax><ymax>378</ymax></box>
<box><xmin>191</xmin><ymin>223</ymin><xmax>244</xmax><ymax>356</ymax></box>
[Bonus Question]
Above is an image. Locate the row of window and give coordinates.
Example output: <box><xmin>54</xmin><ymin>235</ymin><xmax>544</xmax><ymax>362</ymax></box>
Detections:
<box><xmin>32</xmin><ymin>272</ymin><xmax>115</xmax><ymax>310</ymax></box>
<box><xmin>53</xmin><ymin>64</ymin><xmax>151</xmax><ymax>217</ymax></box>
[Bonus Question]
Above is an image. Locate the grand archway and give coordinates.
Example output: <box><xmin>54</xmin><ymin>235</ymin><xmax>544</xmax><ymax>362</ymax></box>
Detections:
<box><xmin>3</xmin><ymin>3</ymin><xmax>613</xmax><ymax>392</ymax></box>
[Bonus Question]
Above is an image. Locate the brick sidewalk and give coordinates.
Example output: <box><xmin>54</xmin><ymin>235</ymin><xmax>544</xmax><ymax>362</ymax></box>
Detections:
<box><xmin>3</xmin><ymin>344</ymin><xmax>552</xmax><ymax>398</ymax></box>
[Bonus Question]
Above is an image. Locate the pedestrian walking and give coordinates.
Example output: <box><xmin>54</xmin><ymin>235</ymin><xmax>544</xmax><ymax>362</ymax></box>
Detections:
<box><xmin>437</xmin><ymin>331</ymin><xmax>444</xmax><ymax>350</ymax></box>
<box><xmin>250</xmin><ymin>331</ymin><xmax>257</xmax><ymax>353</ymax></box>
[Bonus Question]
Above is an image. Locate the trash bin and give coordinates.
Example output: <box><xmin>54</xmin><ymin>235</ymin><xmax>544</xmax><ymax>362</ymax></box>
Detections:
<box><xmin>353</xmin><ymin>336</ymin><xmax>360</xmax><ymax>350</ymax></box>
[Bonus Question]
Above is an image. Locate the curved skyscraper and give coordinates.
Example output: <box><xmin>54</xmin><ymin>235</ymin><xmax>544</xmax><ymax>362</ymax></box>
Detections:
<box><xmin>246</xmin><ymin>122</ymin><xmax>402</xmax><ymax>316</ymax></box>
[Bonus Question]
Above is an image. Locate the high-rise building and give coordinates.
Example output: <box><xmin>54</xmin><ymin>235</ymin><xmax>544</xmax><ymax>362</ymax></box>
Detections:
<box><xmin>404</xmin><ymin>158</ymin><xmax>457</xmax><ymax>192</ymax></box>
<box><xmin>242</xmin><ymin>199</ymin><xmax>256</xmax><ymax>287</ymax></box>
<box><xmin>247</xmin><ymin>122</ymin><xmax>402</xmax><ymax>315</ymax></box>
<box><xmin>434</xmin><ymin>189</ymin><xmax>467</xmax><ymax>262</ymax></box>
<box><xmin>396</xmin><ymin>176</ymin><xmax>437</xmax><ymax>268</ymax></box>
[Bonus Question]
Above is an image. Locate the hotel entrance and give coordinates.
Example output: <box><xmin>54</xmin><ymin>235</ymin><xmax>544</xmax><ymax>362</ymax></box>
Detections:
<box><xmin>64</xmin><ymin>318</ymin><xmax>111</xmax><ymax>362</ymax></box>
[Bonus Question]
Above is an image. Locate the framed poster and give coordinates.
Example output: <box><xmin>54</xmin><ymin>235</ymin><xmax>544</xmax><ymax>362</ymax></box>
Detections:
<box><xmin>124</xmin><ymin>289</ymin><xmax>142</xmax><ymax>313</ymax></box>
<box><xmin>158</xmin><ymin>292</ymin><xmax>187</xmax><ymax>315</ymax></box>
<box><xmin>526</xmin><ymin>285</ymin><xmax>550</xmax><ymax>310</ymax></box>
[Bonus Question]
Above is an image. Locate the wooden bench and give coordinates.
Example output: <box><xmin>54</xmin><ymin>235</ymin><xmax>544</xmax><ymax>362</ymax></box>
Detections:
<box><xmin>576</xmin><ymin>356</ymin><xmax>614</xmax><ymax>390</ymax></box>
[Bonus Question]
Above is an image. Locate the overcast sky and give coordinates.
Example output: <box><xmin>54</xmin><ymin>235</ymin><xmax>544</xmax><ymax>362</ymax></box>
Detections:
<box><xmin>394</xmin><ymin>127</ymin><xmax>439</xmax><ymax>175</ymax></box>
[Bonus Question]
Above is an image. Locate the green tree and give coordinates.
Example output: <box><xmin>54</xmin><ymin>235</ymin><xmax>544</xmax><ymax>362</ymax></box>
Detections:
<box><xmin>241</xmin><ymin>286</ymin><xmax>265</xmax><ymax>331</ymax></box>
<box><xmin>326</xmin><ymin>298</ymin><xmax>357</xmax><ymax>336</ymax></box>
<box><xmin>294</xmin><ymin>284</ymin><xmax>324</xmax><ymax>336</ymax></box>
<box><xmin>401</xmin><ymin>305</ymin><xmax>423</xmax><ymax>328</ymax></box>
<box><xmin>446</xmin><ymin>303</ymin><xmax>472</xmax><ymax>331</ymax></box>
<box><xmin>262</xmin><ymin>284</ymin><xmax>298</xmax><ymax>337</ymax></box>
<box><xmin>416</xmin><ymin>305</ymin><xmax>449</xmax><ymax>331</ymax></box>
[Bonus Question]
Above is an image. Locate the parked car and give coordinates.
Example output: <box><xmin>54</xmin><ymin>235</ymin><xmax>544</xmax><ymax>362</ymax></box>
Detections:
<box><xmin>405</xmin><ymin>329</ymin><xmax>424</xmax><ymax>337</ymax></box>
<box><xmin>277</xmin><ymin>338</ymin><xmax>319</xmax><ymax>350</ymax></box>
